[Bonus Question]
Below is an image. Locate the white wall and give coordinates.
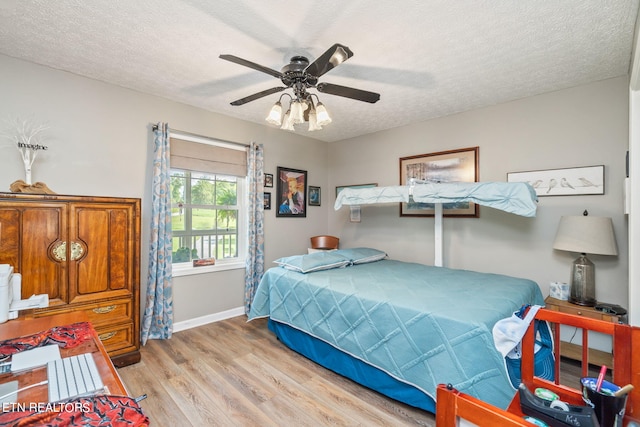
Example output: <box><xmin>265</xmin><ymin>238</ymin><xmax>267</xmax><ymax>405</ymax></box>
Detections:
<box><xmin>0</xmin><ymin>54</ymin><xmax>330</xmax><ymax>323</ymax></box>
<box><xmin>329</xmin><ymin>76</ymin><xmax>630</xmax><ymax>310</ymax></box>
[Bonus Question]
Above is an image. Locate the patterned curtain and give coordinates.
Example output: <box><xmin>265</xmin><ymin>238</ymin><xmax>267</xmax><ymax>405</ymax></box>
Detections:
<box><xmin>244</xmin><ymin>142</ymin><xmax>265</xmax><ymax>314</ymax></box>
<box><xmin>141</xmin><ymin>123</ymin><xmax>174</xmax><ymax>344</ymax></box>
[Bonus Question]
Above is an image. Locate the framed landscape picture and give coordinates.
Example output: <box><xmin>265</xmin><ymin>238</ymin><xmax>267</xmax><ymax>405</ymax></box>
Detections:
<box><xmin>399</xmin><ymin>146</ymin><xmax>479</xmax><ymax>217</ymax></box>
<box><xmin>276</xmin><ymin>167</ymin><xmax>307</xmax><ymax>217</ymax></box>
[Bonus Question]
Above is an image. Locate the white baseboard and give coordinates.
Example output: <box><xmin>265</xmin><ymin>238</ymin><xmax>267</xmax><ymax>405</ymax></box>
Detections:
<box><xmin>173</xmin><ymin>306</ymin><xmax>245</xmax><ymax>333</ymax></box>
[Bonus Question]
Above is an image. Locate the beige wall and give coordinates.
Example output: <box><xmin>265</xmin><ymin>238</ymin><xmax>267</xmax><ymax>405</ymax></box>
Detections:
<box><xmin>0</xmin><ymin>54</ymin><xmax>632</xmax><ymax>323</ymax></box>
<box><xmin>0</xmin><ymin>54</ymin><xmax>330</xmax><ymax>323</ymax></box>
<box><xmin>329</xmin><ymin>76</ymin><xmax>630</xmax><ymax>310</ymax></box>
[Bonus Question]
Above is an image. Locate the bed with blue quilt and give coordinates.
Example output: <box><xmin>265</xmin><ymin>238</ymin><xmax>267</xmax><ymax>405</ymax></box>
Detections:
<box><xmin>248</xmin><ymin>247</ymin><xmax>545</xmax><ymax>413</ymax></box>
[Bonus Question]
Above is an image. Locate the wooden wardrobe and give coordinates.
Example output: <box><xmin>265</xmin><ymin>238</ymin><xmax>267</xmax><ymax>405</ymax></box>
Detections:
<box><xmin>0</xmin><ymin>192</ymin><xmax>141</xmax><ymax>367</ymax></box>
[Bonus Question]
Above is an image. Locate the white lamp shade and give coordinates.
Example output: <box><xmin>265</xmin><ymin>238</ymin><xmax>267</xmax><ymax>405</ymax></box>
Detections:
<box><xmin>552</xmin><ymin>216</ymin><xmax>618</xmax><ymax>256</ymax></box>
<box><xmin>290</xmin><ymin>100</ymin><xmax>307</xmax><ymax>124</ymax></box>
<box><xmin>308</xmin><ymin>110</ymin><xmax>322</xmax><ymax>131</ymax></box>
<box><xmin>280</xmin><ymin>109</ymin><xmax>295</xmax><ymax>131</ymax></box>
<box><xmin>265</xmin><ymin>102</ymin><xmax>283</xmax><ymax>125</ymax></box>
<box><xmin>315</xmin><ymin>102</ymin><xmax>332</xmax><ymax>126</ymax></box>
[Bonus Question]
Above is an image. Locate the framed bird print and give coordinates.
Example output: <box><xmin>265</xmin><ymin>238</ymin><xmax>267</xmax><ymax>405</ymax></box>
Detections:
<box><xmin>507</xmin><ymin>165</ymin><xmax>604</xmax><ymax>196</ymax></box>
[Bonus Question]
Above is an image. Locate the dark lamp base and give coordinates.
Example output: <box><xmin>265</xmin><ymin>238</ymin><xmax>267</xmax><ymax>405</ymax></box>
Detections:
<box><xmin>568</xmin><ymin>296</ymin><xmax>596</xmax><ymax>307</ymax></box>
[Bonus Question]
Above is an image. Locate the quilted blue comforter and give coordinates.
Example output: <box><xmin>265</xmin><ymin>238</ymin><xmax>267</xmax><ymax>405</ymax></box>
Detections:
<box><xmin>248</xmin><ymin>259</ymin><xmax>544</xmax><ymax>409</ymax></box>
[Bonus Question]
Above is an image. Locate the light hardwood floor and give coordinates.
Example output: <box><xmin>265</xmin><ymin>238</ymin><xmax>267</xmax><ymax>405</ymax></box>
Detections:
<box><xmin>118</xmin><ymin>316</ymin><xmax>592</xmax><ymax>427</ymax></box>
<box><xmin>118</xmin><ymin>316</ymin><xmax>436</xmax><ymax>426</ymax></box>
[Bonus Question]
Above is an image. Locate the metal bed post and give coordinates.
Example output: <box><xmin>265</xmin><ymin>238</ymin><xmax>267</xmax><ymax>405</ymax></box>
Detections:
<box><xmin>434</xmin><ymin>203</ymin><xmax>444</xmax><ymax>267</ymax></box>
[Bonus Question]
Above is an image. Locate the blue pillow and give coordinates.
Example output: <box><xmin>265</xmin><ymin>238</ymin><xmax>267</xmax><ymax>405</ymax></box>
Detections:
<box><xmin>274</xmin><ymin>252</ymin><xmax>350</xmax><ymax>273</ymax></box>
<box><xmin>333</xmin><ymin>247</ymin><xmax>387</xmax><ymax>265</ymax></box>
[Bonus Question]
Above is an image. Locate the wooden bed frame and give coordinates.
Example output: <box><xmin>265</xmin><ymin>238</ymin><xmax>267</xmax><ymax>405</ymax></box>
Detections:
<box><xmin>436</xmin><ymin>308</ymin><xmax>640</xmax><ymax>425</ymax></box>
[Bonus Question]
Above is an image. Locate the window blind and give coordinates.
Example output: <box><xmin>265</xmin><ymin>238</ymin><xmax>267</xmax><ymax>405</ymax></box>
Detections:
<box><xmin>170</xmin><ymin>137</ymin><xmax>247</xmax><ymax>177</ymax></box>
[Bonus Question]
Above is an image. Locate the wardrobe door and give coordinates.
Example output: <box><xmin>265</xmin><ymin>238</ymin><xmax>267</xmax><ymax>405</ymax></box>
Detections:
<box><xmin>67</xmin><ymin>201</ymin><xmax>136</xmax><ymax>305</ymax></box>
<box><xmin>0</xmin><ymin>201</ymin><xmax>68</xmax><ymax>305</ymax></box>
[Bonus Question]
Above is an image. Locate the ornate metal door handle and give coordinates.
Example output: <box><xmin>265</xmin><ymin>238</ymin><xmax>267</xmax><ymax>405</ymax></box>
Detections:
<box><xmin>51</xmin><ymin>241</ymin><xmax>85</xmax><ymax>262</ymax></box>
<box><xmin>70</xmin><ymin>241</ymin><xmax>84</xmax><ymax>261</ymax></box>
<box><xmin>51</xmin><ymin>241</ymin><xmax>67</xmax><ymax>262</ymax></box>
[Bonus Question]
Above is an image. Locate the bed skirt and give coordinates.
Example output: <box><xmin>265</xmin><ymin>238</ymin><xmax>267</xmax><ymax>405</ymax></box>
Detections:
<box><xmin>267</xmin><ymin>319</ymin><xmax>436</xmax><ymax>413</ymax></box>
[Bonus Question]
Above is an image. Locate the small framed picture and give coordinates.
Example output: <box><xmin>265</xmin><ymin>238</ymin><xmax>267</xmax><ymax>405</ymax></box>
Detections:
<box><xmin>264</xmin><ymin>173</ymin><xmax>273</xmax><ymax>188</ymax></box>
<box><xmin>263</xmin><ymin>192</ymin><xmax>271</xmax><ymax>210</ymax></box>
<box><xmin>276</xmin><ymin>167</ymin><xmax>307</xmax><ymax>217</ymax></box>
<box><xmin>309</xmin><ymin>186</ymin><xmax>321</xmax><ymax>206</ymax></box>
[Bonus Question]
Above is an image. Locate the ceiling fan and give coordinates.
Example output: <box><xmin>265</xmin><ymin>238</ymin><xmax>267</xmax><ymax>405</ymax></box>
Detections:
<box><xmin>219</xmin><ymin>43</ymin><xmax>381</xmax><ymax>106</ymax></box>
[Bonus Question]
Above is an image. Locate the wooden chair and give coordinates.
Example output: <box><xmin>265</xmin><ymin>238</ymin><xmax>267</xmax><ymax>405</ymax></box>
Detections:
<box><xmin>310</xmin><ymin>235</ymin><xmax>339</xmax><ymax>250</ymax></box>
<box><xmin>436</xmin><ymin>308</ymin><xmax>640</xmax><ymax>426</ymax></box>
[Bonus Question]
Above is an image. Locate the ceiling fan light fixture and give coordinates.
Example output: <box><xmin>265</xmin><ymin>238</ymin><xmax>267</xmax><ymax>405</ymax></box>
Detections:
<box><xmin>280</xmin><ymin>109</ymin><xmax>295</xmax><ymax>131</ymax></box>
<box><xmin>307</xmin><ymin>103</ymin><xmax>322</xmax><ymax>131</ymax></box>
<box><xmin>221</xmin><ymin>43</ymin><xmax>379</xmax><ymax>132</ymax></box>
<box><xmin>265</xmin><ymin>101</ymin><xmax>283</xmax><ymax>126</ymax></box>
<box><xmin>290</xmin><ymin>100</ymin><xmax>306</xmax><ymax>124</ymax></box>
<box><xmin>315</xmin><ymin>102</ymin><xmax>332</xmax><ymax>126</ymax></box>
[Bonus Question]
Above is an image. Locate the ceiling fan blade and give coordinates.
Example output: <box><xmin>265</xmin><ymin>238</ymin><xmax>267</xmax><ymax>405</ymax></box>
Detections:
<box><xmin>316</xmin><ymin>83</ymin><xmax>380</xmax><ymax>103</ymax></box>
<box><xmin>304</xmin><ymin>44</ymin><xmax>354</xmax><ymax>78</ymax></box>
<box><xmin>219</xmin><ymin>54</ymin><xmax>283</xmax><ymax>79</ymax></box>
<box><xmin>230</xmin><ymin>87</ymin><xmax>287</xmax><ymax>106</ymax></box>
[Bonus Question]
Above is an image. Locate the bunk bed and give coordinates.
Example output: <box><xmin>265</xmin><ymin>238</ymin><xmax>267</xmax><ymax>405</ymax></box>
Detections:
<box><xmin>248</xmin><ymin>181</ymin><xmax>541</xmax><ymax>412</ymax></box>
<box><xmin>334</xmin><ymin>180</ymin><xmax>538</xmax><ymax>266</ymax></box>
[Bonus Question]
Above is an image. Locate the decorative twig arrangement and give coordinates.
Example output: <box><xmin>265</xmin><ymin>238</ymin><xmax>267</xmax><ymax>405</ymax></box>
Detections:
<box><xmin>2</xmin><ymin>117</ymin><xmax>54</xmax><ymax>194</ymax></box>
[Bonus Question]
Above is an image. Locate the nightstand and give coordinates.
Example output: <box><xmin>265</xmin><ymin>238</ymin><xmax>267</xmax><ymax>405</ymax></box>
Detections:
<box><xmin>544</xmin><ymin>296</ymin><xmax>624</xmax><ymax>366</ymax></box>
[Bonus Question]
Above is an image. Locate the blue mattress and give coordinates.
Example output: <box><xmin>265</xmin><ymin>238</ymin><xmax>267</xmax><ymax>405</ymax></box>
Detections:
<box><xmin>248</xmin><ymin>258</ymin><xmax>544</xmax><ymax>411</ymax></box>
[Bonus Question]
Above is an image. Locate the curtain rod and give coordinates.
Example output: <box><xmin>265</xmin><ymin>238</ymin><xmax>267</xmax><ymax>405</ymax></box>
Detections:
<box><xmin>151</xmin><ymin>124</ymin><xmax>250</xmax><ymax>149</ymax></box>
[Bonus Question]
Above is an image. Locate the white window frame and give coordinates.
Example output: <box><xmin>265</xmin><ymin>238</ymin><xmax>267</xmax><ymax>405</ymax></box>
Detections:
<box><xmin>169</xmin><ymin>131</ymin><xmax>248</xmax><ymax>277</ymax></box>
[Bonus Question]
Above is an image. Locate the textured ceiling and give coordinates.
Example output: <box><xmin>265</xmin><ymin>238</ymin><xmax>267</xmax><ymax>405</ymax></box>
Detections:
<box><xmin>0</xmin><ymin>1</ymin><xmax>638</xmax><ymax>142</ymax></box>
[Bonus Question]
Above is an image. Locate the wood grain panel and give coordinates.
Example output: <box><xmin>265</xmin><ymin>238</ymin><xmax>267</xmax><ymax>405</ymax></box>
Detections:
<box><xmin>16</xmin><ymin>205</ymin><xmax>67</xmax><ymax>303</ymax></box>
<box><xmin>109</xmin><ymin>209</ymin><xmax>127</xmax><ymax>290</ymax></box>
<box><xmin>75</xmin><ymin>207</ymin><xmax>109</xmax><ymax>295</ymax></box>
<box><xmin>0</xmin><ymin>208</ymin><xmax>20</xmax><ymax>270</ymax></box>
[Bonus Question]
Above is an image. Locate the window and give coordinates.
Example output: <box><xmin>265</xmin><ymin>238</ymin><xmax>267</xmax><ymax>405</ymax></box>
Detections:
<box><xmin>170</xmin><ymin>169</ymin><xmax>246</xmax><ymax>273</ymax></box>
<box><xmin>168</xmin><ymin>134</ymin><xmax>247</xmax><ymax>275</ymax></box>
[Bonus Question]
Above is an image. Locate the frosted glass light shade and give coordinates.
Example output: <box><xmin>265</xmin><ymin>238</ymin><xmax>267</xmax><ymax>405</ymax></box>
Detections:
<box><xmin>265</xmin><ymin>102</ymin><xmax>283</xmax><ymax>125</ymax></box>
<box><xmin>308</xmin><ymin>110</ymin><xmax>322</xmax><ymax>131</ymax></box>
<box><xmin>290</xmin><ymin>100</ymin><xmax>306</xmax><ymax>124</ymax></box>
<box><xmin>315</xmin><ymin>102</ymin><xmax>332</xmax><ymax>126</ymax></box>
<box><xmin>280</xmin><ymin>109</ymin><xmax>295</xmax><ymax>131</ymax></box>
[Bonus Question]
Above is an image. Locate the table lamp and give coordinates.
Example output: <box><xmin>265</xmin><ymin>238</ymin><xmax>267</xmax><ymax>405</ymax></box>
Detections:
<box><xmin>552</xmin><ymin>212</ymin><xmax>617</xmax><ymax>306</ymax></box>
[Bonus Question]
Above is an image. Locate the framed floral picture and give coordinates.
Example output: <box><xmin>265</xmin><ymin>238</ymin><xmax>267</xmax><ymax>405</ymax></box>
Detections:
<box><xmin>399</xmin><ymin>146</ymin><xmax>479</xmax><ymax>217</ymax></box>
<box><xmin>276</xmin><ymin>167</ymin><xmax>307</xmax><ymax>217</ymax></box>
